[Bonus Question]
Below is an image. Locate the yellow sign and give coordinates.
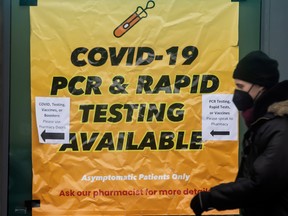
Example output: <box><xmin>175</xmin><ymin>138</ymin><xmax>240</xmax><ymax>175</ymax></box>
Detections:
<box><xmin>31</xmin><ymin>0</ymin><xmax>239</xmax><ymax>215</ymax></box>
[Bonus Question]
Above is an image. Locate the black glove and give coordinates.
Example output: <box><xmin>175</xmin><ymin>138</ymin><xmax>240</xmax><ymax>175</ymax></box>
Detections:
<box><xmin>190</xmin><ymin>192</ymin><xmax>211</xmax><ymax>216</ymax></box>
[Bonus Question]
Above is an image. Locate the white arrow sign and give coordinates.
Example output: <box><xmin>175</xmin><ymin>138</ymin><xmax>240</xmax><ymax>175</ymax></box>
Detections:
<box><xmin>202</xmin><ymin>94</ymin><xmax>238</xmax><ymax>141</ymax></box>
<box><xmin>35</xmin><ymin>97</ymin><xmax>70</xmax><ymax>144</ymax></box>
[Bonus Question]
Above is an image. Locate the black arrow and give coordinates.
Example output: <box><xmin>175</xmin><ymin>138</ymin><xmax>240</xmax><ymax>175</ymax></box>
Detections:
<box><xmin>41</xmin><ymin>130</ymin><xmax>65</xmax><ymax>141</ymax></box>
<box><xmin>210</xmin><ymin>130</ymin><xmax>230</xmax><ymax>136</ymax></box>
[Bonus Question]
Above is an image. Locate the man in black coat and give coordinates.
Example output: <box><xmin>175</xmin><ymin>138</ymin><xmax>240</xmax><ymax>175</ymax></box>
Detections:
<box><xmin>190</xmin><ymin>51</ymin><xmax>288</xmax><ymax>216</ymax></box>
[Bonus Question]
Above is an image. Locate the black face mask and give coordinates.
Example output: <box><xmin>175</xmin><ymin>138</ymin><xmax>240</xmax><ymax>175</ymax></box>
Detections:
<box><xmin>232</xmin><ymin>88</ymin><xmax>254</xmax><ymax>111</ymax></box>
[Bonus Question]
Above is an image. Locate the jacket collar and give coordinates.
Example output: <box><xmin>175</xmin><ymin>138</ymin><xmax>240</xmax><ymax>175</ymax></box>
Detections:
<box><xmin>254</xmin><ymin>80</ymin><xmax>288</xmax><ymax>119</ymax></box>
<box><xmin>267</xmin><ymin>100</ymin><xmax>288</xmax><ymax>117</ymax></box>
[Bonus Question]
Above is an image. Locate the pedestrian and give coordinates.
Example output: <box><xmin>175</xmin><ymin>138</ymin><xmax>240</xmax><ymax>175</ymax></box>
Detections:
<box><xmin>190</xmin><ymin>51</ymin><xmax>288</xmax><ymax>216</ymax></box>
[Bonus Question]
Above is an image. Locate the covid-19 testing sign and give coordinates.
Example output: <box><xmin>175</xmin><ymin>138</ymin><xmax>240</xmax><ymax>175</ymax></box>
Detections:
<box><xmin>30</xmin><ymin>0</ymin><xmax>239</xmax><ymax>215</ymax></box>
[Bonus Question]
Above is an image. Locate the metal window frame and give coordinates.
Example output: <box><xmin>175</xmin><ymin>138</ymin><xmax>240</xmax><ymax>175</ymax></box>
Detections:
<box><xmin>1</xmin><ymin>0</ymin><xmax>10</xmax><ymax>215</ymax></box>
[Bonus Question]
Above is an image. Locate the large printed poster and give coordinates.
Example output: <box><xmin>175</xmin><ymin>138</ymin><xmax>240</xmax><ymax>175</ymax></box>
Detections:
<box><xmin>31</xmin><ymin>0</ymin><xmax>239</xmax><ymax>215</ymax></box>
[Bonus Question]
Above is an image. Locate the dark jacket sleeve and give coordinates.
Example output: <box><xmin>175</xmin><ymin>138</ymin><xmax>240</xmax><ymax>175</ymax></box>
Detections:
<box><xmin>209</xmin><ymin>117</ymin><xmax>288</xmax><ymax>210</ymax></box>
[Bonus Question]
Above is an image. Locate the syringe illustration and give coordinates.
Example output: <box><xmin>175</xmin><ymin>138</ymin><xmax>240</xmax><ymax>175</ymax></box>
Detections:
<box><xmin>113</xmin><ymin>0</ymin><xmax>155</xmax><ymax>38</ymax></box>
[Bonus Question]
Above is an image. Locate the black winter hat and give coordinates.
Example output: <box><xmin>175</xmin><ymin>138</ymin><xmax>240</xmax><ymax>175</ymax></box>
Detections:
<box><xmin>233</xmin><ymin>51</ymin><xmax>279</xmax><ymax>88</ymax></box>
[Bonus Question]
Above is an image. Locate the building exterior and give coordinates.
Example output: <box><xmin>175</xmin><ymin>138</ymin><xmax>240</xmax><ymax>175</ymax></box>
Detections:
<box><xmin>1</xmin><ymin>0</ymin><xmax>287</xmax><ymax>215</ymax></box>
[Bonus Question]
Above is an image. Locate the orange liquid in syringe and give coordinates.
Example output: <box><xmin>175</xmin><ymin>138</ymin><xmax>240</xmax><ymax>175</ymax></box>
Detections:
<box><xmin>114</xmin><ymin>13</ymin><xmax>141</xmax><ymax>38</ymax></box>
